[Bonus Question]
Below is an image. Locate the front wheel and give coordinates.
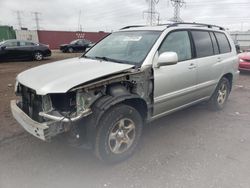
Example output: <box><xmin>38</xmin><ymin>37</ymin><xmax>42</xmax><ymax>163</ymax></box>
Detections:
<box><xmin>95</xmin><ymin>104</ymin><xmax>143</xmax><ymax>163</ymax></box>
<box><xmin>209</xmin><ymin>77</ymin><xmax>230</xmax><ymax>110</ymax></box>
<box><xmin>68</xmin><ymin>47</ymin><xmax>74</xmax><ymax>53</ymax></box>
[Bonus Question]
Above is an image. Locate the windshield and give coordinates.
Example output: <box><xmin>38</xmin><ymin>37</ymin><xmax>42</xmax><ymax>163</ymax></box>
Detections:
<box><xmin>70</xmin><ymin>40</ymin><xmax>79</xmax><ymax>44</ymax></box>
<box><xmin>84</xmin><ymin>31</ymin><xmax>161</xmax><ymax>65</ymax></box>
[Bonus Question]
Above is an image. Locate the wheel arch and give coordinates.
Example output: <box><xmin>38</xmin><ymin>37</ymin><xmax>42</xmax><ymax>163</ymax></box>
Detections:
<box><xmin>85</xmin><ymin>94</ymin><xmax>148</xmax><ymax>146</ymax></box>
<box><xmin>222</xmin><ymin>72</ymin><xmax>233</xmax><ymax>91</ymax></box>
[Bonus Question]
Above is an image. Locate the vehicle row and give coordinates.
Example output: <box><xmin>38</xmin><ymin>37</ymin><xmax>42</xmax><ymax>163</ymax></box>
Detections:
<box><xmin>0</xmin><ymin>39</ymin><xmax>94</xmax><ymax>61</ymax></box>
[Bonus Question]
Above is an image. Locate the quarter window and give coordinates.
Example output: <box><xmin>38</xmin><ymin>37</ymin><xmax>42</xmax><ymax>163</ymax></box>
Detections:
<box><xmin>191</xmin><ymin>31</ymin><xmax>213</xmax><ymax>58</ymax></box>
<box><xmin>159</xmin><ymin>31</ymin><xmax>192</xmax><ymax>62</ymax></box>
<box><xmin>214</xmin><ymin>32</ymin><xmax>231</xmax><ymax>53</ymax></box>
<box><xmin>210</xmin><ymin>32</ymin><xmax>219</xmax><ymax>55</ymax></box>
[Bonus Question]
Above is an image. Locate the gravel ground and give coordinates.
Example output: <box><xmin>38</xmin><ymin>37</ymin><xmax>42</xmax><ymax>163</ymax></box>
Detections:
<box><xmin>0</xmin><ymin>51</ymin><xmax>81</xmax><ymax>142</ymax></box>
<box><xmin>0</xmin><ymin>55</ymin><xmax>250</xmax><ymax>188</ymax></box>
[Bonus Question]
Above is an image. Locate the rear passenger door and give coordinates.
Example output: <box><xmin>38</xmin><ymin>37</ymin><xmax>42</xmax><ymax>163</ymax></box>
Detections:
<box><xmin>191</xmin><ymin>30</ymin><xmax>231</xmax><ymax>98</ymax></box>
<box><xmin>19</xmin><ymin>41</ymin><xmax>35</xmax><ymax>59</ymax></box>
<box><xmin>190</xmin><ymin>30</ymin><xmax>224</xmax><ymax>98</ymax></box>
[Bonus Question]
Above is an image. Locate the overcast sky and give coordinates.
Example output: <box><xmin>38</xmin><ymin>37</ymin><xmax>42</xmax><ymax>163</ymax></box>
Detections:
<box><xmin>0</xmin><ymin>0</ymin><xmax>249</xmax><ymax>32</ymax></box>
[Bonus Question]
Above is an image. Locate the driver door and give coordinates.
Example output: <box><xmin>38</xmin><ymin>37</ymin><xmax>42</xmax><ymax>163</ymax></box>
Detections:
<box><xmin>3</xmin><ymin>41</ymin><xmax>20</xmax><ymax>60</ymax></box>
<box><xmin>153</xmin><ymin>30</ymin><xmax>198</xmax><ymax>117</ymax></box>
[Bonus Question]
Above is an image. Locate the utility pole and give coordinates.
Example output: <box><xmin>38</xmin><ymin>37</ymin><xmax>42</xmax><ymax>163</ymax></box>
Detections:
<box><xmin>32</xmin><ymin>12</ymin><xmax>41</xmax><ymax>30</ymax></box>
<box><xmin>14</xmin><ymin>10</ymin><xmax>23</xmax><ymax>29</ymax></box>
<box><xmin>169</xmin><ymin>0</ymin><xmax>185</xmax><ymax>22</ymax></box>
<box><xmin>143</xmin><ymin>0</ymin><xmax>160</xmax><ymax>26</ymax></box>
<box><xmin>78</xmin><ymin>10</ymin><xmax>82</xmax><ymax>31</ymax></box>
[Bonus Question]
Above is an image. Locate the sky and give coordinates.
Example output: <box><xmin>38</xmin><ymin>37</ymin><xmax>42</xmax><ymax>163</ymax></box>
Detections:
<box><xmin>0</xmin><ymin>0</ymin><xmax>249</xmax><ymax>32</ymax></box>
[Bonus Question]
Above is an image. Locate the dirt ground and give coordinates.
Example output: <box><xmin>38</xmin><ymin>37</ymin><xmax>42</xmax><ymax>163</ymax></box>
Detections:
<box><xmin>1</xmin><ymin>54</ymin><xmax>250</xmax><ymax>188</ymax></box>
<box><xmin>0</xmin><ymin>51</ymin><xmax>82</xmax><ymax>142</ymax></box>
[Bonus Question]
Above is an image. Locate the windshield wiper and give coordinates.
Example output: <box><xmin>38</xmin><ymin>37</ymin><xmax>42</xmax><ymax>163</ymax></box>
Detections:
<box><xmin>81</xmin><ymin>55</ymin><xmax>110</xmax><ymax>61</ymax></box>
<box><xmin>82</xmin><ymin>55</ymin><xmax>135</xmax><ymax>65</ymax></box>
<box><xmin>95</xmin><ymin>56</ymin><xmax>135</xmax><ymax>65</ymax></box>
<box><xmin>94</xmin><ymin>56</ymin><xmax>113</xmax><ymax>61</ymax></box>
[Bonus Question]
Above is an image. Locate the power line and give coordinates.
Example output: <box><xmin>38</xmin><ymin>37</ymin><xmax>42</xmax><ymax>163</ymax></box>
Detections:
<box><xmin>78</xmin><ymin>10</ymin><xmax>83</xmax><ymax>31</ymax></box>
<box><xmin>14</xmin><ymin>10</ymin><xmax>23</xmax><ymax>29</ymax></box>
<box><xmin>31</xmin><ymin>12</ymin><xmax>41</xmax><ymax>30</ymax></box>
<box><xmin>169</xmin><ymin>0</ymin><xmax>186</xmax><ymax>22</ymax></box>
<box><xmin>143</xmin><ymin>0</ymin><xmax>160</xmax><ymax>26</ymax></box>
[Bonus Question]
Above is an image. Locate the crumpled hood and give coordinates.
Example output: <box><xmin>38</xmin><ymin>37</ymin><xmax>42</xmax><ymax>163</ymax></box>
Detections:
<box><xmin>17</xmin><ymin>57</ymin><xmax>134</xmax><ymax>95</ymax></box>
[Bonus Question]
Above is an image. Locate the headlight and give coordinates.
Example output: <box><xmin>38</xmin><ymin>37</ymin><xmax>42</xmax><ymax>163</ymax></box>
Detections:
<box><xmin>239</xmin><ymin>59</ymin><xmax>244</xmax><ymax>62</ymax></box>
<box><xmin>15</xmin><ymin>81</ymin><xmax>21</xmax><ymax>95</ymax></box>
<box><xmin>42</xmin><ymin>95</ymin><xmax>53</xmax><ymax>112</ymax></box>
<box><xmin>76</xmin><ymin>91</ymin><xmax>87</xmax><ymax>115</ymax></box>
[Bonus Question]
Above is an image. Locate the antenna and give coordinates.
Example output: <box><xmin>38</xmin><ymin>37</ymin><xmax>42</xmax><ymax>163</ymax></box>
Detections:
<box><xmin>31</xmin><ymin>12</ymin><xmax>41</xmax><ymax>30</ymax></box>
<box><xmin>143</xmin><ymin>0</ymin><xmax>160</xmax><ymax>26</ymax></box>
<box><xmin>169</xmin><ymin>0</ymin><xmax>185</xmax><ymax>22</ymax></box>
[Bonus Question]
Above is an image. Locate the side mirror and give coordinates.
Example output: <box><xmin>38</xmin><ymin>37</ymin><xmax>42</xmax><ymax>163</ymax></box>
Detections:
<box><xmin>156</xmin><ymin>52</ymin><xmax>178</xmax><ymax>67</ymax></box>
<box><xmin>1</xmin><ymin>46</ymin><xmax>6</xmax><ymax>50</ymax></box>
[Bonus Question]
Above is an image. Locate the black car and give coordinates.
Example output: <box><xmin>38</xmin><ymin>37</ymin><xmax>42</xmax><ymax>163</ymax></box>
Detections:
<box><xmin>60</xmin><ymin>39</ymin><xmax>93</xmax><ymax>53</ymax></box>
<box><xmin>0</xmin><ymin>40</ymin><xmax>51</xmax><ymax>61</ymax></box>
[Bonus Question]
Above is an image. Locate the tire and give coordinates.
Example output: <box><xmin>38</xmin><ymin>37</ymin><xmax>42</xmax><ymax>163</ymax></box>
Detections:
<box><xmin>34</xmin><ymin>51</ymin><xmax>43</xmax><ymax>61</ymax></box>
<box><xmin>208</xmin><ymin>77</ymin><xmax>230</xmax><ymax>110</ymax></box>
<box><xmin>94</xmin><ymin>104</ymin><xmax>143</xmax><ymax>163</ymax></box>
<box><xmin>68</xmin><ymin>47</ymin><xmax>74</xmax><ymax>53</ymax></box>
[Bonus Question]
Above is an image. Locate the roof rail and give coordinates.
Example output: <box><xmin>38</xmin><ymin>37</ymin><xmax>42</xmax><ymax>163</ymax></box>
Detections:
<box><xmin>166</xmin><ymin>22</ymin><xmax>225</xmax><ymax>30</ymax></box>
<box><xmin>120</xmin><ymin>25</ymin><xmax>146</xmax><ymax>30</ymax></box>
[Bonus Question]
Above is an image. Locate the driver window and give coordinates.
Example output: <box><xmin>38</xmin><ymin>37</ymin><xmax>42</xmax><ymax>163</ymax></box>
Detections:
<box><xmin>5</xmin><ymin>41</ymin><xmax>19</xmax><ymax>47</ymax></box>
<box><xmin>159</xmin><ymin>31</ymin><xmax>192</xmax><ymax>62</ymax></box>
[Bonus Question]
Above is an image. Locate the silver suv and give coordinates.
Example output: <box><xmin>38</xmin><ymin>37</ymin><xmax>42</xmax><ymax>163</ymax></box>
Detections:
<box><xmin>11</xmin><ymin>22</ymin><xmax>239</xmax><ymax>163</ymax></box>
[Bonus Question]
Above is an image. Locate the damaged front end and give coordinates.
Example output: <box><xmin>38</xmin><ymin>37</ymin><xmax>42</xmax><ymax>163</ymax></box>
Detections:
<box><xmin>11</xmin><ymin>83</ymin><xmax>100</xmax><ymax>141</ymax></box>
<box><xmin>11</xmin><ymin>66</ymin><xmax>153</xmax><ymax>142</ymax></box>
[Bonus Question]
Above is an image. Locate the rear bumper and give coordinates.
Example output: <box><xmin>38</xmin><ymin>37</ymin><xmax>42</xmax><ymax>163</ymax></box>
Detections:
<box><xmin>11</xmin><ymin>100</ymin><xmax>51</xmax><ymax>141</ymax></box>
<box><xmin>44</xmin><ymin>50</ymin><xmax>51</xmax><ymax>57</ymax></box>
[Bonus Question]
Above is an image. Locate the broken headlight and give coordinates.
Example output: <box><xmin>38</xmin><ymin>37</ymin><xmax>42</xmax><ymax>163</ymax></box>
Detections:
<box><xmin>76</xmin><ymin>91</ymin><xmax>88</xmax><ymax>115</ymax></box>
<box><xmin>42</xmin><ymin>95</ymin><xmax>53</xmax><ymax>112</ymax></box>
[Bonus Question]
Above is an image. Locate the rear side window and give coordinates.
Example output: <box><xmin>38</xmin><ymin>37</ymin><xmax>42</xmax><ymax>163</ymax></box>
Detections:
<box><xmin>191</xmin><ymin>31</ymin><xmax>213</xmax><ymax>58</ymax></box>
<box><xmin>159</xmin><ymin>31</ymin><xmax>192</xmax><ymax>62</ymax></box>
<box><xmin>214</xmin><ymin>32</ymin><xmax>231</xmax><ymax>53</ymax></box>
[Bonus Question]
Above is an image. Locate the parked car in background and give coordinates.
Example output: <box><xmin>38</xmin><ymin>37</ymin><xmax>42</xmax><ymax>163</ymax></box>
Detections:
<box><xmin>238</xmin><ymin>52</ymin><xmax>250</xmax><ymax>71</ymax></box>
<box><xmin>59</xmin><ymin>39</ymin><xmax>93</xmax><ymax>53</ymax></box>
<box><xmin>243</xmin><ymin>49</ymin><xmax>250</xmax><ymax>52</ymax></box>
<box><xmin>0</xmin><ymin>40</ymin><xmax>51</xmax><ymax>61</ymax></box>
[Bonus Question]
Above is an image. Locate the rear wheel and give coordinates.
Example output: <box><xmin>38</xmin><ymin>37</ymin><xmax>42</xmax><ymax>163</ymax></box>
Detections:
<box><xmin>95</xmin><ymin>104</ymin><xmax>143</xmax><ymax>163</ymax></box>
<box><xmin>209</xmin><ymin>77</ymin><xmax>230</xmax><ymax>110</ymax></box>
<box><xmin>34</xmin><ymin>51</ymin><xmax>43</xmax><ymax>61</ymax></box>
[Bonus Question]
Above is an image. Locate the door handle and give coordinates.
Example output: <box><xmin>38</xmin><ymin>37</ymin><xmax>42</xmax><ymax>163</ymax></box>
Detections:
<box><xmin>188</xmin><ymin>63</ymin><xmax>196</xmax><ymax>69</ymax></box>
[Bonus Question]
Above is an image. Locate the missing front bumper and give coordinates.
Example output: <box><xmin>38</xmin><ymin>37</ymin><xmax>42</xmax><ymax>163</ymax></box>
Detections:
<box><xmin>11</xmin><ymin>100</ymin><xmax>56</xmax><ymax>141</ymax></box>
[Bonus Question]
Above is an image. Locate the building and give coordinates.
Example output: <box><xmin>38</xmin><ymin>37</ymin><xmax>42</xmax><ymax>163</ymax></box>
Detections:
<box><xmin>230</xmin><ymin>31</ymin><xmax>250</xmax><ymax>51</ymax></box>
<box><xmin>15</xmin><ymin>30</ymin><xmax>39</xmax><ymax>43</ymax></box>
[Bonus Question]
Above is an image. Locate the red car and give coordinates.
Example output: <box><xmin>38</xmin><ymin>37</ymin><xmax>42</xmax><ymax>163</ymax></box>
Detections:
<box><xmin>238</xmin><ymin>52</ymin><xmax>250</xmax><ymax>71</ymax></box>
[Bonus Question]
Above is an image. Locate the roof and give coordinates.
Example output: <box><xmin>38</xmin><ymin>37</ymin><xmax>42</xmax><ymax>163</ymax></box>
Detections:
<box><xmin>120</xmin><ymin>22</ymin><xmax>225</xmax><ymax>32</ymax></box>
